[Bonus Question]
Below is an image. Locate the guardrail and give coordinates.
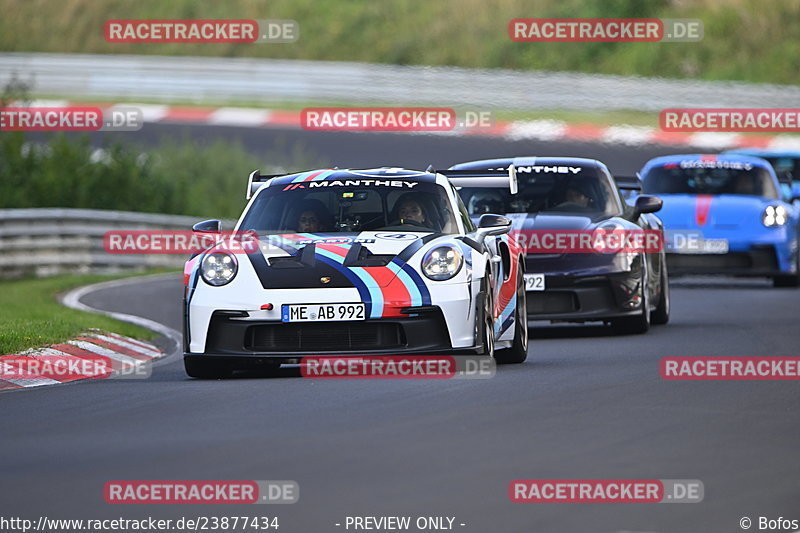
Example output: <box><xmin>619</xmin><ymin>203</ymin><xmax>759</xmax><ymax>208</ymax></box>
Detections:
<box><xmin>2</xmin><ymin>52</ymin><xmax>800</xmax><ymax>111</ymax></box>
<box><xmin>0</xmin><ymin>208</ymin><xmax>232</xmax><ymax>279</ymax></box>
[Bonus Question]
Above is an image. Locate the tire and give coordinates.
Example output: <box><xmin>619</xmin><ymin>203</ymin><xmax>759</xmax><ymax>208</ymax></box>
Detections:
<box><xmin>184</xmin><ymin>357</ymin><xmax>233</xmax><ymax>379</ymax></box>
<box><xmin>651</xmin><ymin>257</ymin><xmax>670</xmax><ymax>325</ymax></box>
<box><xmin>773</xmin><ymin>275</ymin><xmax>799</xmax><ymax>287</ymax></box>
<box><xmin>495</xmin><ymin>268</ymin><xmax>529</xmax><ymax>364</ymax></box>
<box><xmin>610</xmin><ymin>261</ymin><xmax>650</xmax><ymax>335</ymax></box>
<box><xmin>773</xmin><ymin>251</ymin><xmax>800</xmax><ymax>287</ymax></box>
<box><xmin>477</xmin><ymin>278</ymin><xmax>494</xmax><ymax>358</ymax></box>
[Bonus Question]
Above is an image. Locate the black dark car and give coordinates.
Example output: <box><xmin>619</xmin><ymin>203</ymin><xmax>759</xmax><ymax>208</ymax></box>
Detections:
<box><xmin>449</xmin><ymin>157</ymin><xmax>670</xmax><ymax>333</ymax></box>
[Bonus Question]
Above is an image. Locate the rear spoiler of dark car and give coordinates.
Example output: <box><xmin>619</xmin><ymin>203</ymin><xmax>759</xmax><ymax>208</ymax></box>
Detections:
<box><xmin>436</xmin><ymin>165</ymin><xmax>518</xmax><ymax>194</ymax></box>
<box><xmin>615</xmin><ymin>175</ymin><xmax>642</xmax><ymax>191</ymax></box>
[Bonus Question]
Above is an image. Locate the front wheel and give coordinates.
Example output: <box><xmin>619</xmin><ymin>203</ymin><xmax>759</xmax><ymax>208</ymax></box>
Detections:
<box><xmin>651</xmin><ymin>258</ymin><xmax>670</xmax><ymax>325</ymax></box>
<box><xmin>610</xmin><ymin>263</ymin><xmax>650</xmax><ymax>335</ymax></box>
<box><xmin>495</xmin><ymin>268</ymin><xmax>529</xmax><ymax>364</ymax></box>
<box><xmin>773</xmin><ymin>275</ymin><xmax>800</xmax><ymax>287</ymax></box>
<box><xmin>773</xmin><ymin>251</ymin><xmax>800</xmax><ymax>287</ymax></box>
<box><xmin>476</xmin><ymin>278</ymin><xmax>495</xmax><ymax>358</ymax></box>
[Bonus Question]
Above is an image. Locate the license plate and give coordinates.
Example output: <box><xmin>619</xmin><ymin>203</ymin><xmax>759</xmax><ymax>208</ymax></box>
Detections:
<box><xmin>524</xmin><ymin>273</ymin><xmax>545</xmax><ymax>291</ymax></box>
<box><xmin>670</xmin><ymin>238</ymin><xmax>729</xmax><ymax>254</ymax></box>
<box><xmin>281</xmin><ymin>303</ymin><xmax>366</xmax><ymax>322</ymax></box>
<box><xmin>700</xmin><ymin>239</ymin><xmax>729</xmax><ymax>254</ymax></box>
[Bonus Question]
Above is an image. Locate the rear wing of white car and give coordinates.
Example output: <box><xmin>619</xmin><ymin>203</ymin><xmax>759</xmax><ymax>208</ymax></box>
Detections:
<box><xmin>436</xmin><ymin>165</ymin><xmax>519</xmax><ymax>194</ymax></box>
<box><xmin>249</xmin><ymin>167</ymin><xmax>519</xmax><ymax>199</ymax></box>
<box><xmin>246</xmin><ymin>170</ymin><xmax>290</xmax><ymax>200</ymax></box>
<box><xmin>614</xmin><ymin>174</ymin><xmax>643</xmax><ymax>192</ymax></box>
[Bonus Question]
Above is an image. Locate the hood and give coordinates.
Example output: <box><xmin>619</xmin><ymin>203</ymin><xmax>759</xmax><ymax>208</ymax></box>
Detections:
<box><xmin>487</xmin><ymin>212</ymin><xmax>601</xmax><ymax>233</ymax></box>
<box><xmin>656</xmin><ymin>194</ymin><xmax>774</xmax><ymax>229</ymax></box>
<box><xmin>244</xmin><ymin>231</ymin><xmax>442</xmax><ymax>289</ymax></box>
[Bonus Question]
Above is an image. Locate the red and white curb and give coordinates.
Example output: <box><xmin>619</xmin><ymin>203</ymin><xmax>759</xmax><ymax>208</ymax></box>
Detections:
<box><xmin>0</xmin><ymin>331</ymin><xmax>164</xmax><ymax>391</ymax></box>
<box><xmin>22</xmin><ymin>100</ymin><xmax>800</xmax><ymax>151</ymax></box>
<box><xmin>0</xmin><ymin>273</ymin><xmax>181</xmax><ymax>392</ymax></box>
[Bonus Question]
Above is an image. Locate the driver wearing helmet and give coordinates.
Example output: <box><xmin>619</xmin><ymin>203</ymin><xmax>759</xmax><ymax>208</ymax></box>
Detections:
<box><xmin>558</xmin><ymin>179</ymin><xmax>595</xmax><ymax>208</ymax></box>
<box><xmin>397</xmin><ymin>197</ymin><xmax>427</xmax><ymax>225</ymax></box>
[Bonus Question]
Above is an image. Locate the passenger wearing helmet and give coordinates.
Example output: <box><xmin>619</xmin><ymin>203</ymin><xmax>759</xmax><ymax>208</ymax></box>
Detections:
<box><xmin>291</xmin><ymin>198</ymin><xmax>334</xmax><ymax>232</ymax></box>
<box><xmin>468</xmin><ymin>191</ymin><xmax>505</xmax><ymax>215</ymax></box>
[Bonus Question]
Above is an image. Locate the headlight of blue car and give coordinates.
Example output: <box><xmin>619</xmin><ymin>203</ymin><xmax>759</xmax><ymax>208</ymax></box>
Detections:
<box><xmin>762</xmin><ymin>205</ymin><xmax>788</xmax><ymax>227</ymax></box>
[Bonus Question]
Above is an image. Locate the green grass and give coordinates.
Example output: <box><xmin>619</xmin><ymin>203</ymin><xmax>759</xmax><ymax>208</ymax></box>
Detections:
<box><xmin>1</xmin><ymin>0</ymin><xmax>798</xmax><ymax>85</ymax></box>
<box><xmin>0</xmin><ymin>273</ymin><xmax>164</xmax><ymax>355</ymax></box>
<box><xmin>492</xmin><ymin>109</ymin><xmax>660</xmax><ymax>127</ymax></box>
<box><xmin>0</xmin><ymin>130</ymin><xmax>326</xmax><ymax>219</ymax></box>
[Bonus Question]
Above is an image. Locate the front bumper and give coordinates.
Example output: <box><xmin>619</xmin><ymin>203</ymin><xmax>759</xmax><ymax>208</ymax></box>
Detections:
<box><xmin>196</xmin><ymin>307</ymin><xmax>469</xmax><ymax>358</ymax></box>
<box><xmin>664</xmin><ymin>226</ymin><xmax>797</xmax><ymax>276</ymax></box>
<box><xmin>667</xmin><ymin>246</ymin><xmax>786</xmax><ymax>277</ymax></box>
<box><xmin>524</xmin><ymin>253</ymin><xmax>646</xmax><ymax>322</ymax></box>
<box><xmin>526</xmin><ymin>273</ymin><xmax>646</xmax><ymax>322</ymax></box>
<box><xmin>186</xmin><ymin>278</ymin><xmax>484</xmax><ymax>353</ymax></box>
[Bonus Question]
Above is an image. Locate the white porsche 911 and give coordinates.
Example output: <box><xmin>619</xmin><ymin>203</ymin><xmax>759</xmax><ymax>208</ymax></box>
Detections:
<box><xmin>183</xmin><ymin>167</ymin><xmax>527</xmax><ymax>378</ymax></box>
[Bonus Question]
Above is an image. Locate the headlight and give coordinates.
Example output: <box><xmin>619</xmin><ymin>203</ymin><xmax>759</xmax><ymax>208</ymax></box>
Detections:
<box><xmin>591</xmin><ymin>222</ymin><xmax>625</xmax><ymax>254</ymax></box>
<box><xmin>201</xmin><ymin>251</ymin><xmax>238</xmax><ymax>286</ymax></box>
<box><xmin>762</xmin><ymin>205</ymin><xmax>788</xmax><ymax>227</ymax></box>
<box><xmin>422</xmin><ymin>246</ymin><xmax>463</xmax><ymax>281</ymax></box>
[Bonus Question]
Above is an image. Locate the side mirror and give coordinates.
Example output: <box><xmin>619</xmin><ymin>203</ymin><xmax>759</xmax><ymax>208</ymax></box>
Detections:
<box><xmin>634</xmin><ymin>195</ymin><xmax>662</xmax><ymax>215</ymax></box>
<box><xmin>192</xmin><ymin>219</ymin><xmax>221</xmax><ymax>233</ymax></box>
<box><xmin>475</xmin><ymin>214</ymin><xmax>512</xmax><ymax>241</ymax></box>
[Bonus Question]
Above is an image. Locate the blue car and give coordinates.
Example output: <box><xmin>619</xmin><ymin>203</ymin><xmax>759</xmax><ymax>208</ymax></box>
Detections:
<box><xmin>638</xmin><ymin>154</ymin><xmax>800</xmax><ymax>287</ymax></box>
<box><xmin>722</xmin><ymin>148</ymin><xmax>800</xmax><ymax>204</ymax></box>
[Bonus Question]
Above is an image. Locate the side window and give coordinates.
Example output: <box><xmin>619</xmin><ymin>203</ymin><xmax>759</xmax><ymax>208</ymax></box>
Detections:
<box><xmin>601</xmin><ymin>169</ymin><xmax>625</xmax><ymax>217</ymax></box>
<box><xmin>454</xmin><ymin>188</ymin><xmax>475</xmax><ymax>232</ymax></box>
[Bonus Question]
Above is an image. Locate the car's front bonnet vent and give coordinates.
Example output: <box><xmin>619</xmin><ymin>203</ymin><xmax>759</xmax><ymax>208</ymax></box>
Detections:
<box><xmin>267</xmin><ymin>242</ymin><xmax>393</xmax><ymax>268</ymax></box>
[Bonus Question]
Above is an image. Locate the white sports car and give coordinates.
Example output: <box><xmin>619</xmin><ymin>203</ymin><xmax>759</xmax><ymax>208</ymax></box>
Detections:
<box><xmin>183</xmin><ymin>167</ymin><xmax>527</xmax><ymax>378</ymax></box>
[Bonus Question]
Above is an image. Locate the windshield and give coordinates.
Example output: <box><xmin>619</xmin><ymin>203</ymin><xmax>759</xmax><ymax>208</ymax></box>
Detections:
<box><xmin>460</xmin><ymin>170</ymin><xmax>621</xmax><ymax>217</ymax></box>
<box><xmin>239</xmin><ymin>181</ymin><xmax>458</xmax><ymax>234</ymax></box>
<box><xmin>642</xmin><ymin>161</ymin><xmax>779</xmax><ymax>198</ymax></box>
